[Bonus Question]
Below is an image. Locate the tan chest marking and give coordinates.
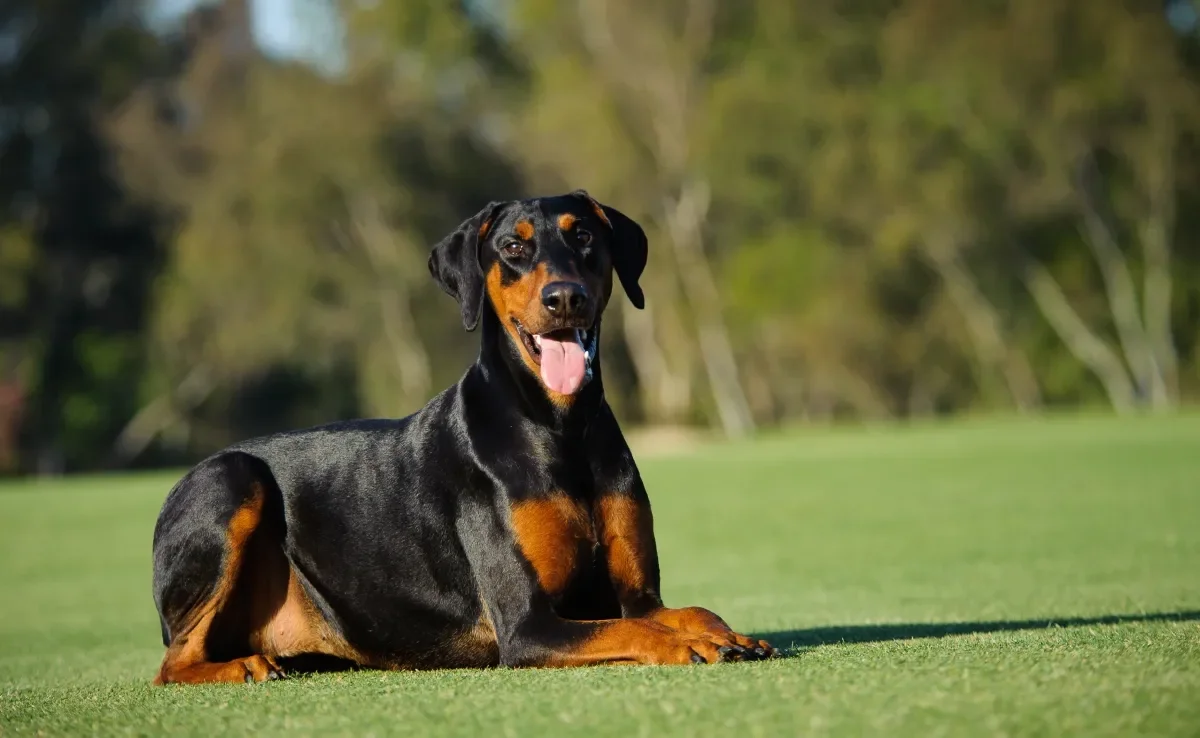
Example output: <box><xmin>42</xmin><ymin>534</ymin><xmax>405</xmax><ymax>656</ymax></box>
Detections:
<box><xmin>509</xmin><ymin>494</ymin><xmax>597</xmax><ymax>597</ymax></box>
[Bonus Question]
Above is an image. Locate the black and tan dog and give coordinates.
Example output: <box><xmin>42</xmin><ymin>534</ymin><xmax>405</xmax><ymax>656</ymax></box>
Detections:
<box><xmin>150</xmin><ymin>190</ymin><xmax>775</xmax><ymax>684</ymax></box>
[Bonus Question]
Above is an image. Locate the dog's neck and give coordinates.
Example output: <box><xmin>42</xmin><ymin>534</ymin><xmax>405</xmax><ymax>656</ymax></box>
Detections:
<box><xmin>475</xmin><ymin>309</ymin><xmax>605</xmax><ymax>436</ymax></box>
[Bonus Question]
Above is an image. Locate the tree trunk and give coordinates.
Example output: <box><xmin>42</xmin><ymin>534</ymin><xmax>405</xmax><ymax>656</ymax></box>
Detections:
<box><xmin>1073</xmin><ymin>154</ymin><xmax>1166</xmax><ymax>408</ymax></box>
<box><xmin>1137</xmin><ymin>130</ymin><xmax>1179</xmax><ymax>408</ymax></box>
<box><xmin>923</xmin><ymin>244</ymin><xmax>1042</xmax><ymax>413</ymax></box>
<box><xmin>347</xmin><ymin>192</ymin><xmax>432</xmax><ymax>411</ymax></box>
<box><xmin>112</xmin><ymin>365</ymin><xmax>214</xmax><ymax>464</ymax></box>
<box><xmin>662</xmin><ymin>180</ymin><xmax>755</xmax><ymax>438</ymax></box>
<box><xmin>1019</xmin><ymin>254</ymin><xmax>1138</xmax><ymax>414</ymax></box>
<box><xmin>620</xmin><ymin>298</ymin><xmax>693</xmax><ymax>424</ymax></box>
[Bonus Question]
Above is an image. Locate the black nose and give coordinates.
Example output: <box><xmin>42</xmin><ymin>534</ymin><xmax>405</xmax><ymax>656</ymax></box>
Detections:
<box><xmin>541</xmin><ymin>281</ymin><xmax>590</xmax><ymax>318</ymax></box>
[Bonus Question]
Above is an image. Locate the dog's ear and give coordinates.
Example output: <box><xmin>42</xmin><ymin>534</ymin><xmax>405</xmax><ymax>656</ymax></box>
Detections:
<box><xmin>428</xmin><ymin>200</ymin><xmax>508</xmax><ymax>331</ymax></box>
<box><xmin>571</xmin><ymin>190</ymin><xmax>647</xmax><ymax>309</ymax></box>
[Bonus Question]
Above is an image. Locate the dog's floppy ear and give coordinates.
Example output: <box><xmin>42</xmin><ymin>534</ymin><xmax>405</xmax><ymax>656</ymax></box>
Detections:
<box><xmin>428</xmin><ymin>200</ymin><xmax>508</xmax><ymax>331</ymax></box>
<box><xmin>571</xmin><ymin>189</ymin><xmax>647</xmax><ymax>309</ymax></box>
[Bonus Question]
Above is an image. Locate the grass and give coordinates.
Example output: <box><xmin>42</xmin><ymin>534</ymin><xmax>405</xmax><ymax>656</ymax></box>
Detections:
<box><xmin>2</xmin><ymin>413</ymin><xmax>1199</xmax><ymax>736</ymax></box>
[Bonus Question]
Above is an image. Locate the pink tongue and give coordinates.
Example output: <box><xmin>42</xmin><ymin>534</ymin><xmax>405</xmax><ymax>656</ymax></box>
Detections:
<box><xmin>539</xmin><ymin>333</ymin><xmax>587</xmax><ymax>395</ymax></box>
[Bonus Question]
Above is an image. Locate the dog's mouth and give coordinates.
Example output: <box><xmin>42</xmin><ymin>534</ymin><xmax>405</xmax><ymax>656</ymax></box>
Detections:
<box><xmin>512</xmin><ymin>320</ymin><xmax>597</xmax><ymax>395</ymax></box>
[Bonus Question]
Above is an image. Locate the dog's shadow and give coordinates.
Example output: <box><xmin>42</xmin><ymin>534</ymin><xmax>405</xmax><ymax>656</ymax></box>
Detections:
<box><xmin>754</xmin><ymin>609</ymin><xmax>1200</xmax><ymax>658</ymax></box>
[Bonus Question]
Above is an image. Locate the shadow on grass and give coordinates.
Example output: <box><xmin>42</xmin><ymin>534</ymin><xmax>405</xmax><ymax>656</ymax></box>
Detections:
<box><xmin>756</xmin><ymin>609</ymin><xmax>1200</xmax><ymax>656</ymax></box>
<box><xmin>271</xmin><ymin>611</ymin><xmax>1200</xmax><ymax>675</ymax></box>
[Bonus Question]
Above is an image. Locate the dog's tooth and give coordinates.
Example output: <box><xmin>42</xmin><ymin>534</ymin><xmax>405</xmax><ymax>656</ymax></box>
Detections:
<box><xmin>533</xmin><ymin>334</ymin><xmax>542</xmax><ymax>347</ymax></box>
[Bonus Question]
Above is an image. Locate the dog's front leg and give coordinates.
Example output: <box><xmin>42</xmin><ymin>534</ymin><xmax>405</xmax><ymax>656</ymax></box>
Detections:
<box><xmin>588</xmin><ymin>410</ymin><xmax>776</xmax><ymax>660</ymax></box>
<box><xmin>455</xmin><ymin>494</ymin><xmax>740</xmax><ymax>666</ymax></box>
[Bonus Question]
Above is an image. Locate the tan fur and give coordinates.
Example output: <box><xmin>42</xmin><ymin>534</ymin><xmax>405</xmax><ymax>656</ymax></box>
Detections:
<box><xmin>509</xmin><ymin>494</ymin><xmax>595</xmax><ymax>596</ymax></box>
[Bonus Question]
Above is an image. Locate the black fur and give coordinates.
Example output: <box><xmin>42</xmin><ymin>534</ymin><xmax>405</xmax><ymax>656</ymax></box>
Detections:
<box><xmin>570</xmin><ymin>189</ymin><xmax>647</xmax><ymax>310</ymax></box>
<box><xmin>427</xmin><ymin>200</ymin><xmax>508</xmax><ymax>331</ymax></box>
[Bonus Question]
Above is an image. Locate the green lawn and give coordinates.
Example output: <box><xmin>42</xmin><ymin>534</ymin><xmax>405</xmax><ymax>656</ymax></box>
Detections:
<box><xmin>2</xmin><ymin>414</ymin><xmax>1199</xmax><ymax>736</ymax></box>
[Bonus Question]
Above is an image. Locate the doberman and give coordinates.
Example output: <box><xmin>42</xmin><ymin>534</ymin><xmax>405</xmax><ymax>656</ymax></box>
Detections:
<box><xmin>150</xmin><ymin>190</ymin><xmax>775</xmax><ymax>684</ymax></box>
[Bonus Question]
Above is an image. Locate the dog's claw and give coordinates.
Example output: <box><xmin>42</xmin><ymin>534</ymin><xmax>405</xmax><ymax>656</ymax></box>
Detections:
<box><xmin>690</xmin><ymin>651</ymin><xmax>705</xmax><ymax>664</ymax></box>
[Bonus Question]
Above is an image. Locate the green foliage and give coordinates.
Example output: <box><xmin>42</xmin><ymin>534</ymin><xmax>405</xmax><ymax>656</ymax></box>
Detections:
<box><xmin>4</xmin><ymin>0</ymin><xmax>1200</xmax><ymax>472</ymax></box>
<box><xmin>0</xmin><ymin>226</ymin><xmax>34</xmax><ymax>309</ymax></box>
<box><xmin>723</xmin><ymin>227</ymin><xmax>832</xmax><ymax>321</ymax></box>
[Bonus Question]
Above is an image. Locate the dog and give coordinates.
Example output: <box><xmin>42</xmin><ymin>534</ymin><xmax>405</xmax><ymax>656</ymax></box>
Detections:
<box><xmin>150</xmin><ymin>190</ymin><xmax>775</xmax><ymax>684</ymax></box>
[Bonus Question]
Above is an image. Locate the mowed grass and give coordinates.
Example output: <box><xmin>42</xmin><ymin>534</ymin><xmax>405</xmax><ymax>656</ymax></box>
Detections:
<box><xmin>2</xmin><ymin>414</ymin><xmax>1199</xmax><ymax>737</ymax></box>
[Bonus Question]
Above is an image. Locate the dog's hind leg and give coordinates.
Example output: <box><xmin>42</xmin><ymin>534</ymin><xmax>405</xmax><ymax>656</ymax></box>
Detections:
<box><xmin>151</xmin><ymin>452</ymin><xmax>288</xmax><ymax>685</ymax></box>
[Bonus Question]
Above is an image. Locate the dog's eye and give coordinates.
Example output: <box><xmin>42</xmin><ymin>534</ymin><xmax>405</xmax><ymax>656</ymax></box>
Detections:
<box><xmin>576</xmin><ymin>229</ymin><xmax>592</xmax><ymax>246</ymax></box>
<box><xmin>502</xmin><ymin>241</ymin><xmax>525</xmax><ymax>258</ymax></box>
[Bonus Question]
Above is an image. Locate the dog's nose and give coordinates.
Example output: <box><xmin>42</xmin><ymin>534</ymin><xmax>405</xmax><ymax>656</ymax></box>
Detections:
<box><xmin>541</xmin><ymin>281</ymin><xmax>590</xmax><ymax>318</ymax></box>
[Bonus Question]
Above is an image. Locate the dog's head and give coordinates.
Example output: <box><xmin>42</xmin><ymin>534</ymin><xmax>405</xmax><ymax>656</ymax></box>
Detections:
<box><xmin>428</xmin><ymin>190</ymin><xmax>647</xmax><ymax>400</ymax></box>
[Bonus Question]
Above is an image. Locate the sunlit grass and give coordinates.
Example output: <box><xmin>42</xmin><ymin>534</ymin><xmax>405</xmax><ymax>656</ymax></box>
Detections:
<box><xmin>2</xmin><ymin>413</ymin><xmax>1199</xmax><ymax>736</ymax></box>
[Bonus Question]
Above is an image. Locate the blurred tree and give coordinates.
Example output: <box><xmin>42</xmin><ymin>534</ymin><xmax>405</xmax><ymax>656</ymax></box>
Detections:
<box><xmin>105</xmin><ymin>0</ymin><xmax>523</xmax><ymax>462</ymax></box>
<box><xmin>707</xmin><ymin>0</ymin><xmax>1200</xmax><ymax>416</ymax></box>
<box><xmin>0</xmin><ymin>0</ymin><xmax>167</xmax><ymax>473</ymax></box>
<box><xmin>4</xmin><ymin>0</ymin><xmax>1199</xmax><ymax>476</ymax></box>
<box><xmin>881</xmin><ymin>0</ymin><xmax>1200</xmax><ymax>412</ymax></box>
<box><xmin>503</xmin><ymin>0</ymin><xmax>758</xmax><ymax>436</ymax></box>
<box><xmin>704</xmin><ymin>0</ymin><xmax>993</xmax><ymax>419</ymax></box>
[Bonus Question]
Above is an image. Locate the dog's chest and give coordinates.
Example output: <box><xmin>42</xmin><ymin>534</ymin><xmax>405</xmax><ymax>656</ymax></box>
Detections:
<box><xmin>508</xmin><ymin>493</ymin><xmax>600</xmax><ymax>599</ymax></box>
